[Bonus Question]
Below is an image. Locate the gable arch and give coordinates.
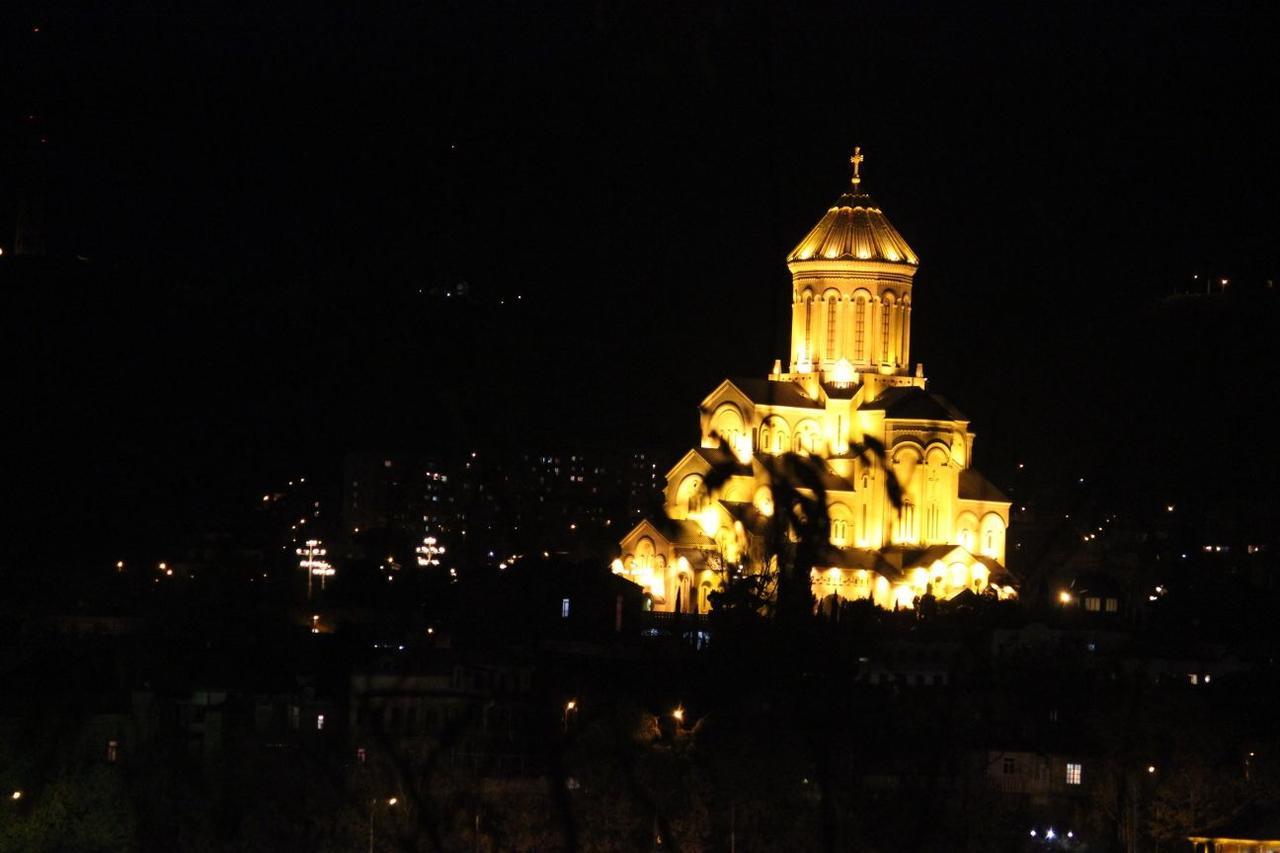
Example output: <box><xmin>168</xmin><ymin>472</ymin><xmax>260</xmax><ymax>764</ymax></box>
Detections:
<box><xmin>979</xmin><ymin>512</ymin><xmax>1006</xmax><ymax>559</ymax></box>
<box><xmin>674</xmin><ymin>474</ymin><xmax>708</xmax><ymax>517</ymax></box>
<box><xmin>925</xmin><ymin>442</ymin><xmax>951</xmax><ymax>466</ymax></box>
<box><xmin>828</xmin><ymin>501</ymin><xmax>853</xmax><ymax>546</ymax></box>
<box><xmin>760</xmin><ymin>415</ymin><xmax>791</xmax><ymax>455</ymax></box>
<box><xmin>709</xmin><ymin>403</ymin><xmax>746</xmax><ymax>452</ymax></box>
<box><xmin>793</xmin><ymin>418</ymin><xmax>822</xmax><ymax>454</ymax></box>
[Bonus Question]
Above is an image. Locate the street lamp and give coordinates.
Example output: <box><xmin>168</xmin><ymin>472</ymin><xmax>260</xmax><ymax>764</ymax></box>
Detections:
<box><xmin>369</xmin><ymin>796</ymin><xmax>398</xmax><ymax>853</ymax></box>
<box><xmin>10</xmin><ymin>790</ymin><xmax>21</xmax><ymax>800</ymax></box>
<box><xmin>672</xmin><ymin>707</ymin><xmax>685</xmax><ymax>723</ymax></box>
<box><xmin>296</xmin><ymin>539</ymin><xmax>333</xmax><ymax>598</ymax></box>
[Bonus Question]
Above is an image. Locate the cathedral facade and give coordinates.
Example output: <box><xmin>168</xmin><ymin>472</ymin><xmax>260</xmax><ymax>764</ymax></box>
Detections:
<box><xmin>615</xmin><ymin>152</ymin><xmax>1016</xmax><ymax>613</ymax></box>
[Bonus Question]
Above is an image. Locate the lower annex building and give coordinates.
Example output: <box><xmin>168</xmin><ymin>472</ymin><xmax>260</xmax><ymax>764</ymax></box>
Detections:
<box><xmin>614</xmin><ymin>150</ymin><xmax>1016</xmax><ymax>613</ymax></box>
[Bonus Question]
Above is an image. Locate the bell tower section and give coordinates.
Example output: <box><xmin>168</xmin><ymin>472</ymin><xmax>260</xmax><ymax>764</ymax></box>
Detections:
<box><xmin>785</xmin><ymin>148</ymin><xmax>920</xmax><ymax>384</ymax></box>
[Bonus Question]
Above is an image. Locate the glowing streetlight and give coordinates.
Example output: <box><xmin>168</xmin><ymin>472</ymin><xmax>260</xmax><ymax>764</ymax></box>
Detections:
<box><xmin>1058</xmin><ymin>591</ymin><xmax>1072</xmax><ymax>604</ymax></box>
<box><xmin>10</xmin><ymin>790</ymin><xmax>21</xmax><ymax>800</ymax></box>
<box><xmin>370</xmin><ymin>796</ymin><xmax>398</xmax><ymax>853</ymax></box>
<box><xmin>296</xmin><ymin>539</ymin><xmax>333</xmax><ymax>598</ymax></box>
<box><xmin>672</xmin><ymin>707</ymin><xmax>685</xmax><ymax>723</ymax></box>
<box><xmin>415</xmin><ymin>534</ymin><xmax>445</xmax><ymax>567</ymax></box>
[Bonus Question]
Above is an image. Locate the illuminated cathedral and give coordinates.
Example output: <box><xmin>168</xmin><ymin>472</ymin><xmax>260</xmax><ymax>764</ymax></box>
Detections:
<box><xmin>614</xmin><ymin>149</ymin><xmax>1016</xmax><ymax>613</ymax></box>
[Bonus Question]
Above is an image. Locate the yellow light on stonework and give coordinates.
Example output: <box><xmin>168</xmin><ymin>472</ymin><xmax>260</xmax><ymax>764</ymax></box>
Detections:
<box><xmin>697</xmin><ymin>507</ymin><xmax>720</xmax><ymax>537</ymax></box>
<box><xmin>894</xmin><ymin>585</ymin><xmax>916</xmax><ymax>609</ymax></box>
<box><xmin>754</xmin><ymin>486</ymin><xmax>774</xmax><ymax>517</ymax></box>
<box><xmin>971</xmin><ymin>564</ymin><xmax>989</xmax><ymax>587</ymax></box>
<box><xmin>731</xmin><ymin>433</ymin><xmax>753</xmax><ymax>464</ymax></box>
<box><xmin>797</xmin><ymin>343</ymin><xmax>813</xmax><ymax>374</ymax></box>
<box><xmin>911</xmin><ymin>567</ymin><xmax>929</xmax><ymax>590</ymax></box>
<box><xmin>832</xmin><ymin>358</ymin><xmax>856</xmax><ymax>387</ymax></box>
<box><xmin>950</xmin><ymin>563</ymin><xmax>967</xmax><ymax>587</ymax></box>
<box><xmin>676</xmin><ymin>556</ymin><xmax>691</xmax><ymax>577</ymax></box>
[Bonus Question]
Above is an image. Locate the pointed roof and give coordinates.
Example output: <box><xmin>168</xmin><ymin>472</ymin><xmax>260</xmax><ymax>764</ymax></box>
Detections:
<box><xmin>787</xmin><ymin>189</ymin><xmax>918</xmax><ymax>267</ymax></box>
<box><xmin>859</xmin><ymin>386</ymin><xmax>966</xmax><ymax>421</ymax></box>
<box><xmin>958</xmin><ymin>469</ymin><xmax>1009</xmax><ymax>503</ymax></box>
<box><xmin>727</xmin><ymin>377</ymin><xmax>824</xmax><ymax>409</ymax></box>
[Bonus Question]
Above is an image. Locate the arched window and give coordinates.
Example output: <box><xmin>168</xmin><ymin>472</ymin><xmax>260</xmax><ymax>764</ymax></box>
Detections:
<box><xmin>898</xmin><ymin>301</ymin><xmax>909</xmax><ymax>364</ymax></box>
<box><xmin>635</xmin><ymin>537</ymin><xmax>656</xmax><ymax>570</ymax></box>
<box><xmin>854</xmin><ymin>296</ymin><xmax>867</xmax><ymax>360</ymax></box>
<box><xmin>825</xmin><ymin>295</ymin><xmax>838</xmax><ymax>360</ymax></box>
<box><xmin>804</xmin><ymin>296</ymin><xmax>813</xmax><ymax>359</ymax></box>
<box><xmin>677</xmin><ymin>573</ymin><xmax>693</xmax><ymax>613</ymax></box>
<box><xmin>676</xmin><ymin>475</ymin><xmax>707</xmax><ymax>516</ymax></box>
<box><xmin>880</xmin><ymin>298</ymin><xmax>893</xmax><ymax>362</ymax></box>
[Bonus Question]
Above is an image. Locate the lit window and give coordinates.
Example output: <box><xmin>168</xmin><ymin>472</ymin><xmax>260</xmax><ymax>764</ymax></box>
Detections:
<box><xmin>1066</xmin><ymin>763</ymin><xmax>1082</xmax><ymax>785</ymax></box>
<box><xmin>356</xmin><ymin>747</ymin><xmax>367</xmax><ymax>764</ymax></box>
<box><xmin>854</xmin><ymin>297</ymin><xmax>866</xmax><ymax>360</ymax></box>
<box><xmin>825</xmin><ymin>296</ymin><xmax>838</xmax><ymax>359</ymax></box>
<box><xmin>804</xmin><ymin>298</ymin><xmax>813</xmax><ymax>358</ymax></box>
<box><xmin>106</xmin><ymin>739</ymin><xmax>118</xmax><ymax>763</ymax></box>
<box><xmin>880</xmin><ymin>297</ymin><xmax>890</xmax><ymax>361</ymax></box>
<box><xmin>1085</xmin><ymin>597</ymin><xmax>1100</xmax><ymax>612</ymax></box>
<box><xmin>1104</xmin><ymin>598</ymin><xmax>1118</xmax><ymax>613</ymax></box>
<box><xmin>561</xmin><ymin>598</ymin><xmax>571</xmax><ymax>619</ymax></box>
<box><xmin>316</xmin><ymin>714</ymin><xmax>326</xmax><ymax>731</ymax></box>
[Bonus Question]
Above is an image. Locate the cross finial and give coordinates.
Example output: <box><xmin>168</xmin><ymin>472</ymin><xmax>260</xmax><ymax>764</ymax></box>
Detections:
<box><xmin>849</xmin><ymin>146</ymin><xmax>865</xmax><ymax>189</ymax></box>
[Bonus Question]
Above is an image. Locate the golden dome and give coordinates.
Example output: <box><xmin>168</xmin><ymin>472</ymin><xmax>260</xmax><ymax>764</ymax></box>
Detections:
<box><xmin>787</xmin><ymin>189</ymin><xmax>918</xmax><ymax>267</ymax></box>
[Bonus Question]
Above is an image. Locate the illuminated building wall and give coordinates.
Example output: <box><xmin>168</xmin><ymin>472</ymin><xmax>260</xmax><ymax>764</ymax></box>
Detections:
<box><xmin>617</xmin><ymin>151</ymin><xmax>1015</xmax><ymax>613</ymax></box>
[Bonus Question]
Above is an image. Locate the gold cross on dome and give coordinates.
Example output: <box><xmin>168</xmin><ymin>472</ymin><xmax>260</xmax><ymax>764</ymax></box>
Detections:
<box><xmin>850</xmin><ymin>146</ymin><xmax>865</xmax><ymax>188</ymax></box>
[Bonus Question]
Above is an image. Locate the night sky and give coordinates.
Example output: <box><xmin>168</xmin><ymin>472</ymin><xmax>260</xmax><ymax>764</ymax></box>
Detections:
<box><xmin>4</xmin><ymin>4</ymin><xmax>1279</xmax><ymax>567</ymax></box>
